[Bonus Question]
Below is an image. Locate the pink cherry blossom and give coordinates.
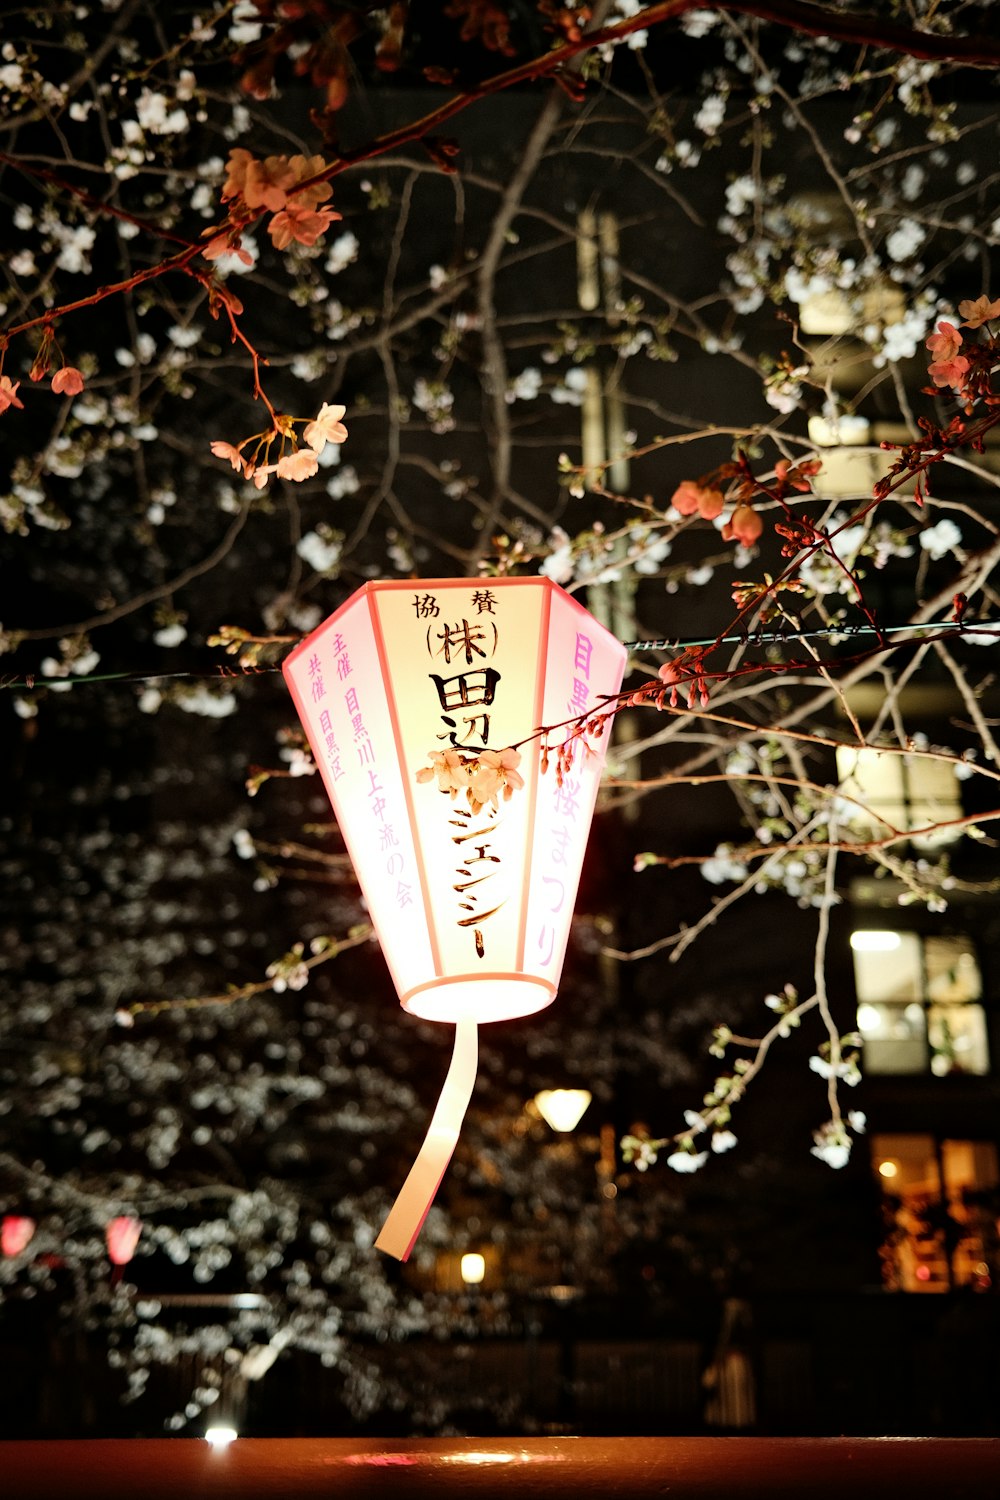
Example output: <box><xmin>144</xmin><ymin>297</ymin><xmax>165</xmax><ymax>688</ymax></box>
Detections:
<box><xmin>927</xmin><ymin>353</ymin><xmax>970</xmax><ymax>390</ymax></box>
<box><xmin>417</xmin><ymin>750</ymin><xmax>473</xmax><ymax>797</ymax></box>
<box><xmin>276</xmin><ymin>448</ymin><xmax>320</xmax><ymax>481</ymax></box>
<box><xmin>958</xmin><ymin>295</ymin><xmax>1000</xmax><ymax>329</ymax></box>
<box><xmin>243</xmin><ymin>154</ymin><xmax>299</xmax><ymax>212</ymax></box>
<box><xmin>0</xmin><ymin>375</ymin><xmax>24</xmax><ymax>413</ymax></box>
<box><xmin>268</xmin><ymin>204</ymin><xmax>341</xmax><ymax>251</ymax></box>
<box><xmin>670</xmin><ymin>479</ymin><xmax>724</xmax><ymax>520</ymax></box>
<box><xmin>51</xmin><ymin>366</ymin><xmax>85</xmax><ymax>396</ymax></box>
<box><xmin>468</xmin><ymin>748</ymin><xmax>524</xmax><ymax>811</ymax></box>
<box><xmin>210</xmin><ymin>440</ymin><xmax>248</xmax><ymax>474</ymax></box>
<box><xmin>925</xmin><ymin>320</ymin><xmax>962</xmax><ymax>361</ymax></box>
<box><xmin>251</xmin><ymin>463</ymin><xmax>277</xmax><ymax>489</ymax></box>
<box><xmin>774</xmin><ymin>457</ymin><xmax>821</xmax><ymax>492</ymax></box>
<box><xmin>202</xmin><ymin>229</ymin><xmax>254</xmax><ymax>265</ymax></box>
<box><xmin>722</xmin><ymin>504</ymin><xmax>763</xmax><ymax>546</ymax></box>
<box><xmin>302</xmin><ymin>402</ymin><xmax>348</xmax><ymax>452</ymax></box>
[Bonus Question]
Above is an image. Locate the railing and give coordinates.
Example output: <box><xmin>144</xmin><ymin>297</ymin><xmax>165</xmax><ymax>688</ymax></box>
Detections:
<box><xmin>2</xmin><ymin>1437</ymin><xmax>998</xmax><ymax>1498</ymax></box>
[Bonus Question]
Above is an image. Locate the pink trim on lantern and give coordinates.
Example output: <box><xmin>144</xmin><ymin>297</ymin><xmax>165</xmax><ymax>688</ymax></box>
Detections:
<box><xmin>368</xmin><ymin>587</ymin><xmax>446</xmax><ymax>984</ymax></box>
<box><xmin>515</xmin><ymin>576</ymin><xmax>552</xmax><ymax>975</ymax></box>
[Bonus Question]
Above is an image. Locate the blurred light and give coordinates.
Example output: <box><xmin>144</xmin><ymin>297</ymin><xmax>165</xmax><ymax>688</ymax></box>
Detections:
<box><xmin>106</xmin><ymin>1215</ymin><xmax>142</xmax><ymax>1266</ymax></box>
<box><xmin>851</xmin><ymin>930</ymin><xmax>901</xmax><ymax>952</ymax></box>
<box><xmin>2</xmin><ymin>1215</ymin><xmax>36</xmax><ymax>1258</ymax></box>
<box><xmin>878</xmin><ymin>1160</ymin><xmax>898</xmax><ymax>1179</ymax></box>
<box><xmin>205</xmin><ymin>1427</ymin><xmax>238</xmax><ymax>1447</ymax></box>
<box><xmin>460</xmin><ymin>1253</ymin><xmax>485</xmax><ymax>1285</ymax></box>
<box><xmin>857</xmin><ymin>1004</ymin><xmax>882</xmax><ymax>1035</ymax></box>
<box><xmin>915</xmin><ymin>1265</ymin><xmax>931</xmax><ymax>1282</ymax></box>
<box><xmin>534</xmin><ymin>1089</ymin><xmax>592</xmax><ymax>1132</ymax></box>
<box><xmin>343</xmin><ymin>1454</ymin><xmax>418</xmax><ymax>1467</ymax></box>
<box><xmin>807</xmin><ymin>413</ymin><xmax>872</xmax><ymax>446</ymax></box>
<box><xmin>443</xmin><ymin>1452</ymin><xmax>516</xmax><ymax>1465</ymax></box>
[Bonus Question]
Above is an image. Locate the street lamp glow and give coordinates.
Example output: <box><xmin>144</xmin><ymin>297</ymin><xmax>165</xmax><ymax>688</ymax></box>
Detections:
<box><xmin>205</xmin><ymin>1426</ymin><xmax>238</xmax><ymax>1447</ymax></box>
<box><xmin>850</xmin><ymin>930</ymin><xmax>902</xmax><ymax>952</ymax></box>
<box><xmin>534</xmin><ymin>1088</ymin><xmax>592</xmax><ymax>1132</ymax></box>
<box><xmin>460</xmin><ymin>1253</ymin><xmax>486</xmax><ymax>1285</ymax></box>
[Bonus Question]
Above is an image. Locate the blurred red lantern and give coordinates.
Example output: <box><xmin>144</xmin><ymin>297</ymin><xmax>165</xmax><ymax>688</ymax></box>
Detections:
<box><xmin>284</xmin><ymin>578</ymin><xmax>626</xmax><ymax>1257</ymax></box>
<box><xmin>106</xmin><ymin>1216</ymin><xmax>142</xmax><ymax>1266</ymax></box>
<box><xmin>2</xmin><ymin>1215</ymin><xmax>36</xmax><ymax>1257</ymax></box>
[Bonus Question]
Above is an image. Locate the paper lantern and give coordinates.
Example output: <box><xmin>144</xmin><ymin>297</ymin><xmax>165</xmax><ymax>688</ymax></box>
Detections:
<box><xmin>283</xmin><ymin>577</ymin><xmax>627</xmax><ymax>1257</ymax></box>
<box><xmin>2</xmin><ymin>1215</ymin><xmax>36</xmax><ymax>1257</ymax></box>
<box><xmin>535</xmin><ymin>1088</ymin><xmax>592</xmax><ymax>1133</ymax></box>
<box><xmin>106</xmin><ymin>1216</ymin><xmax>142</xmax><ymax>1266</ymax></box>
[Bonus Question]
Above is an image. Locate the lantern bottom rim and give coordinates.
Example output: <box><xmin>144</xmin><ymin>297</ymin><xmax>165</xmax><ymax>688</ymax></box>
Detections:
<box><xmin>401</xmin><ymin>974</ymin><xmax>556</xmax><ymax>1024</ymax></box>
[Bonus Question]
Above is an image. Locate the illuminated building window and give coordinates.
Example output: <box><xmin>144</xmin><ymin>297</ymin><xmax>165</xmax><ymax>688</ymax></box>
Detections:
<box><xmin>872</xmin><ymin>1134</ymin><xmax>998</xmax><ymax>1293</ymax></box>
<box><xmin>852</xmin><ymin>930</ymin><xmax>989</xmax><ymax>1077</ymax></box>
<box><xmin>835</xmin><ymin>746</ymin><xmax>963</xmax><ymax>850</ymax></box>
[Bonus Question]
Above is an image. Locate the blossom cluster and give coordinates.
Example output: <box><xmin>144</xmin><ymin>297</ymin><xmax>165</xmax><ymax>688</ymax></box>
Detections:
<box><xmin>203</xmin><ymin>149</ymin><xmax>341</xmax><ymax>263</ymax></box>
<box><xmin>416</xmin><ymin>747</ymin><xmax>525</xmax><ymax>815</ymax></box>
<box><xmin>210</xmin><ymin>403</ymin><xmax>348</xmax><ymax>488</ymax></box>
<box><xmin>924</xmin><ymin>296</ymin><xmax>1000</xmax><ymax>405</ymax></box>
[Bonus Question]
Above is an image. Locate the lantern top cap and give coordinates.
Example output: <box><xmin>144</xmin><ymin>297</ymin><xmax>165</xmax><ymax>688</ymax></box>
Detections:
<box><xmin>282</xmin><ymin>575</ymin><xmax>626</xmax><ymax>675</ymax></box>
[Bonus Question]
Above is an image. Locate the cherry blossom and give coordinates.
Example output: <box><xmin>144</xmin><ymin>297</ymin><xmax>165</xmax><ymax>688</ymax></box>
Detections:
<box><xmin>210</xmin><ymin>439</ymin><xmax>249</xmax><ymax>474</ymax></box>
<box><xmin>224</xmin><ymin>150</ymin><xmax>334</xmax><ymax>215</ymax></box>
<box><xmin>416</xmin><ymin>749</ymin><xmax>473</xmax><ymax>797</ymax></box>
<box><xmin>774</xmin><ymin>458</ymin><xmax>821</xmax><ymax>492</ymax></box>
<box><xmin>0</xmin><ymin>375</ymin><xmax>24</xmax><ymax>412</ymax></box>
<box><xmin>665</xmin><ymin>1148</ymin><xmax>709</xmax><ymax>1173</ymax></box>
<box><xmin>721</xmin><ymin>504</ymin><xmax>763</xmax><ymax>546</ymax></box>
<box><xmin>201</xmin><ymin>228</ymin><xmax>255</xmax><ymax>265</ymax></box>
<box><xmin>302</xmin><ymin>402</ymin><xmax>348</xmax><ymax>452</ymax></box>
<box><xmin>925</xmin><ymin>319</ymin><xmax>962</xmax><ymax>362</ymax></box>
<box><xmin>276</xmin><ymin>448</ymin><xmax>319</xmax><ymax>482</ymax></box>
<box><xmin>927</xmin><ymin>352</ymin><xmax>970</xmax><ymax>390</ymax></box>
<box><xmin>50</xmin><ymin>366</ymin><xmax>85</xmax><ymax>396</ymax></box>
<box><xmin>417</xmin><ymin>746</ymin><xmax>524</xmax><ymax>813</ymax></box>
<box><xmin>670</xmin><ymin>478</ymin><xmax>724</xmax><ymax>519</ymax></box>
<box><xmin>268</xmin><ymin>204</ymin><xmax>341</xmax><ymax>251</ymax></box>
<box><xmin>224</xmin><ymin>149</ymin><xmax>296</xmax><ymax>213</ymax></box>
<box><xmin>958</xmin><ymin>294</ymin><xmax>1000</xmax><ymax>329</ymax></box>
<box><xmin>468</xmin><ymin>748</ymin><xmax>524</xmax><ymax>811</ymax></box>
<box><xmin>250</xmin><ymin>463</ymin><xmax>277</xmax><ymax>489</ymax></box>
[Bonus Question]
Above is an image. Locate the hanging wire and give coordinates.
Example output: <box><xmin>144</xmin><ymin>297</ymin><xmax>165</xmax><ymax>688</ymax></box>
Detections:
<box><xmin>622</xmin><ymin>619</ymin><xmax>1000</xmax><ymax>651</ymax></box>
<box><xmin>0</xmin><ymin>619</ymin><xmax>996</xmax><ymax>693</ymax></box>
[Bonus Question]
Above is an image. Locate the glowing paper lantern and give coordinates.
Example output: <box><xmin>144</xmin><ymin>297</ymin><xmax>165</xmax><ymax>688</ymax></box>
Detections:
<box><xmin>106</xmin><ymin>1216</ymin><xmax>142</xmax><ymax>1266</ymax></box>
<box><xmin>2</xmin><ymin>1215</ymin><xmax>36</xmax><ymax>1257</ymax></box>
<box><xmin>535</xmin><ymin>1088</ymin><xmax>592</xmax><ymax>1133</ymax></box>
<box><xmin>283</xmin><ymin>577</ymin><xmax>627</xmax><ymax>1258</ymax></box>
